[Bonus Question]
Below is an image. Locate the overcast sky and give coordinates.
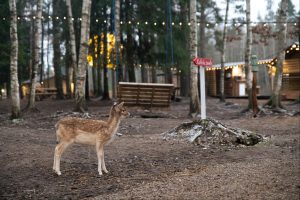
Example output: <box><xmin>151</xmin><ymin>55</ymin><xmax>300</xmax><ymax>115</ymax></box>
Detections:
<box><xmin>251</xmin><ymin>0</ymin><xmax>300</xmax><ymax>20</ymax></box>
<box><xmin>217</xmin><ymin>0</ymin><xmax>300</xmax><ymax>21</ymax></box>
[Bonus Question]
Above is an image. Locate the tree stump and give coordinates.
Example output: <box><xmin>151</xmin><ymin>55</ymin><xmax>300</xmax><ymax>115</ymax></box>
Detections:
<box><xmin>163</xmin><ymin>118</ymin><xmax>264</xmax><ymax>148</ymax></box>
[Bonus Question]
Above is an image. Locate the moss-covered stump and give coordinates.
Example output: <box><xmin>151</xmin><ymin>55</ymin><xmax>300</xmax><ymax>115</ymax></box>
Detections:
<box><xmin>163</xmin><ymin>118</ymin><xmax>264</xmax><ymax>148</ymax></box>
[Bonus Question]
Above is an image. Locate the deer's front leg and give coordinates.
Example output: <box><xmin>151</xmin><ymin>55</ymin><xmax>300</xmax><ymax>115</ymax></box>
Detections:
<box><xmin>53</xmin><ymin>141</ymin><xmax>71</xmax><ymax>176</ymax></box>
<box><xmin>96</xmin><ymin>143</ymin><xmax>104</xmax><ymax>176</ymax></box>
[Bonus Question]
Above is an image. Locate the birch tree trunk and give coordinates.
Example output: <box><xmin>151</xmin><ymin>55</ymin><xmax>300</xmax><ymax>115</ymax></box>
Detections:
<box><xmin>9</xmin><ymin>0</ymin><xmax>21</xmax><ymax>119</ymax></box>
<box><xmin>219</xmin><ymin>0</ymin><xmax>229</xmax><ymax>102</ymax></box>
<box><xmin>75</xmin><ymin>0</ymin><xmax>92</xmax><ymax>112</ymax></box>
<box><xmin>65</xmin><ymin>0</ymin><xmax>77</xmax><ymax>97</ymax></box>
<box><xmin>189</xmin><ymin>0</ymin><xmax>200</xmax><ymax>117</ymax></box>
<box><xmin>268</xmin><ymin>0</ymin><xmax>288</xmax><ymax>109</ymax></box>
<box><xmin>28</xmin><ymin>0</ymin><xmax>42</xmax><ymax>110</ymax></box>
<box><xmin>244</xmin><ymin>0</ymin><xmax>253</xmax><ymax>110</ymax></box>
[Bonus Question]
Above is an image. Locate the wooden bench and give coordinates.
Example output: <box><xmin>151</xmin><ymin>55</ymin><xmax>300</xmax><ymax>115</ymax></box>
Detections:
<box><xmin>36</xmin><ymin>87</ymin><xmax>57</xmax><ymax>101</ymax></box>
<box><xmin>117</xmin><ymin>82</ymin><xmax>174</xmax><ymax>107</ymax></box>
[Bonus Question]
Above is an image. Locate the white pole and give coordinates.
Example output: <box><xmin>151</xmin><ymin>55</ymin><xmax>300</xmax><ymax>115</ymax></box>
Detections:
<box><xmin>199</xmin><ymin>66</ymin><xmax>206</xmax><ymax>119</ymax></box>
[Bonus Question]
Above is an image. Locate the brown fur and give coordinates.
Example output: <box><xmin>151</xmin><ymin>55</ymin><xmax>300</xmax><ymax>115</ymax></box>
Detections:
<box><xmin>53</xmin><ymin>102</ymin><xmax>129</xmax><ymax>176</ymax></box>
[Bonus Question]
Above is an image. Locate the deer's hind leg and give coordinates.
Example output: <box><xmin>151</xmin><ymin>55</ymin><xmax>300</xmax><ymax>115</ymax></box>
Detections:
<box><xmin>101</xmin><ymin>150</ymin><xmax>108</xmax><ymax>174</ymax></box>
<box><xmin>53</xmin><ymin>141</ymin><xmax>72</xmax><ymax>175</ymax></box>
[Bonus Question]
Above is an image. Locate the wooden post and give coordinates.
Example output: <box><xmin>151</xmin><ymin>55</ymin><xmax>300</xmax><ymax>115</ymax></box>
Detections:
<box><xmin>200</xmin><ymin>66</ymin><xmax>206</xmax><ymax>119</ymax></box>
<box><xmin>251</xmin><ymin>55</ymin><xmax>259</xmax><ymax>117</ymax></box>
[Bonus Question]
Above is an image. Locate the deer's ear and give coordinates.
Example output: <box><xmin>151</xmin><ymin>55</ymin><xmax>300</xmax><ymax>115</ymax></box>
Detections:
<box><xmin>117</xmin><ymin>102</ymin><xmax>124</xmax><ymax>107</ymax></box>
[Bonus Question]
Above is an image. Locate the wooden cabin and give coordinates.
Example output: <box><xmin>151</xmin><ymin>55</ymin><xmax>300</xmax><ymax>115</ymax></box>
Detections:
<box><xmin>281</xmin><ymin>43</ymin><xmax>300</xmax><ymax>99</ymax></box>
<box><xmin>207</xmin><ymin>42</ymin><xmax>299</xmax><ymax>100</ymax></box>
<box><xmin>206</xmin><ymin>61</ymin><xmax>271</xmax><ymax>98</ymax></box>
<box><xmin>21</xmin><ymin>76</ymin><xmax>70</xmax><ymax>98</ymax></box>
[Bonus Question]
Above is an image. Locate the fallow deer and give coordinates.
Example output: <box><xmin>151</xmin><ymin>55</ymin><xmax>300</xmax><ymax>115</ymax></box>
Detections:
<box><xmin>53</xmin><ymin>102</ymin><xmax>129</xmax><ymax>176</ymax></box>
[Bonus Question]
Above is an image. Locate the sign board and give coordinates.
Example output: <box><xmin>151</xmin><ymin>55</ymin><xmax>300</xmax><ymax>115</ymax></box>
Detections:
<box><xmin>193</xmin><ymin>57</ymin><xmax>213</xmax><ymax>66</ymax></box>
<box><xmin>191</xmin><ymin>57</ymin><xmax>213</xmax><ymax>120</ymax></box>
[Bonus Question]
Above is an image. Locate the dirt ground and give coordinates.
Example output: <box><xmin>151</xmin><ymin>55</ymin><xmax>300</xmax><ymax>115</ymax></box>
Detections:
<box><xmin>0</xmin><ymin>97</ymin><xmax>299</xmax><ymax>200</ymax></box>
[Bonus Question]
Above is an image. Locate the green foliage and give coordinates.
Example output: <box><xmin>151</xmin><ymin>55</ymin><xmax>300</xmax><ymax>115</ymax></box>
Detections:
<box><xmin>0</xmin><ymin>0</ymin><xmax>10</xmax><ymax>88</ymax></box>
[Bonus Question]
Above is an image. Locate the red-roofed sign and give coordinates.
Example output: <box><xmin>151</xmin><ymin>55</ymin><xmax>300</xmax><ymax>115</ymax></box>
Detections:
<box><xmin>193</xmin><ymin>57</ymin><xmax>213</xmax><ymax>66</ymax></box>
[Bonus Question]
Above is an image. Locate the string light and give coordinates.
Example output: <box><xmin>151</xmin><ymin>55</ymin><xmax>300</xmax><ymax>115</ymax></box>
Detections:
<box><xmin>2</xmin><ymin>15</ymin><xmax>298</xmax><ymax>30</ymax></box>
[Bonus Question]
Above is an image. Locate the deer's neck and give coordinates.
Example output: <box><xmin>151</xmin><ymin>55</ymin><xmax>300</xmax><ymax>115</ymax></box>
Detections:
<box><xmin>107</xmin><ymin>113</ymin><xmax>121</xmax><ymax>128</ymax></box>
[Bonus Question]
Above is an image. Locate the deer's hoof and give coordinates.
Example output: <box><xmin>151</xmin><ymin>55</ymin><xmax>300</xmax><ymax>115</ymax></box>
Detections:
<box><xmin>54</xmin><ymin>169</ymin><xmax>61</xmax><ymax>176</ymax></box>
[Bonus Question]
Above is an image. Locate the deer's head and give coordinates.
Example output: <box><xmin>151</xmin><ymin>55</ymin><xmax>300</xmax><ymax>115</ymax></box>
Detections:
<box><xmin>111</xmin><ymin>102</ymin><xmax>130</xmax><ymax>119</ymax></box>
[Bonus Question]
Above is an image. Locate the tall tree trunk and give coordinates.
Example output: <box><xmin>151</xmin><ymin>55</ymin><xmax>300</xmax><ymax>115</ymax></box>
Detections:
<box><xmin>92</xmin><ymin>37</ymin><xmax>98</xmax><ymax>95</ymax></box>
<box><xmin>244</xmin><ymin>0</ymin><xmax>253</xmax><ymax>110</ymax></box>
<box><xmin>53</xmin><ymin>0</ymin><xmax>64</xmax><ymax>99</ymax></box>
<box><xmin>102</xmin><ymin>24</ymin><xmax>110</xmax><ymax>100</ymax></box>
<box><xmin>165</xmin><ymin>0</ymin><xmax>173</xmax><ymax>84</ymax></box>
<box><xmin>85</xmin><ymin>69</ymin><xmax>90</xmax><ymax>100</ymax></box>
<box><xmin>125</xmin><ymin>0</ymin><xmax>135</xmax><ymax>82</ymax></box>
<box><xmin>219</xmin><ymin>0</ymin><xmax>229</xmax><ymax>102</ymax></box>
<box><xmin>65</xmin><ymin>0</ymin><xmax>77</xmax><ymax>98</ymax></box>
<box><xmin>75</xmin><ymin>0</ymin><xmax>92</xmax><ymax>112</ymax></box>
<box><xmin>65</xmin><ymin>37</ymin><xmax>72</xmax><ymax>98</ymax></box>
<box><xmin>97</xmin><ymin>34</ymin><xmax>103</xmax><ymax>96</ymax></box>
<box><xmin>40</xmin><ymin>17</ymin><xmax>44</xmax><ymax>83</ymax></box>
<box><xmin>46</xmin><ymin>2</ymin><xmax>51</xmax><ymax>88</ymax></box>
<box><xmin>101</xmin><ymin>6</ymin><xmax>110</xmax><ymax>100</ymax></box>
<box><xmin>268</xmin><ymin>0</ymin><xmax>288</xmax><ymax>109</ymax></box>
<box><xmin>9</xmin><ymin>0</ymin><xmax>21</xmax><ymax>119</ymax></box>
<box><xmin>189</xmin><ymin>0</ymin><xmax>200</xmax><ymax>117</ymax></box>
<box><xmin>114</xmin><ymin>0</ymin><xmax>122</xmax><ymax>82</ymax></box>
<box><xmin>28</xmin><ymin>0</ymin><xmax>42</xmax><ymax>110</ymax></box>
